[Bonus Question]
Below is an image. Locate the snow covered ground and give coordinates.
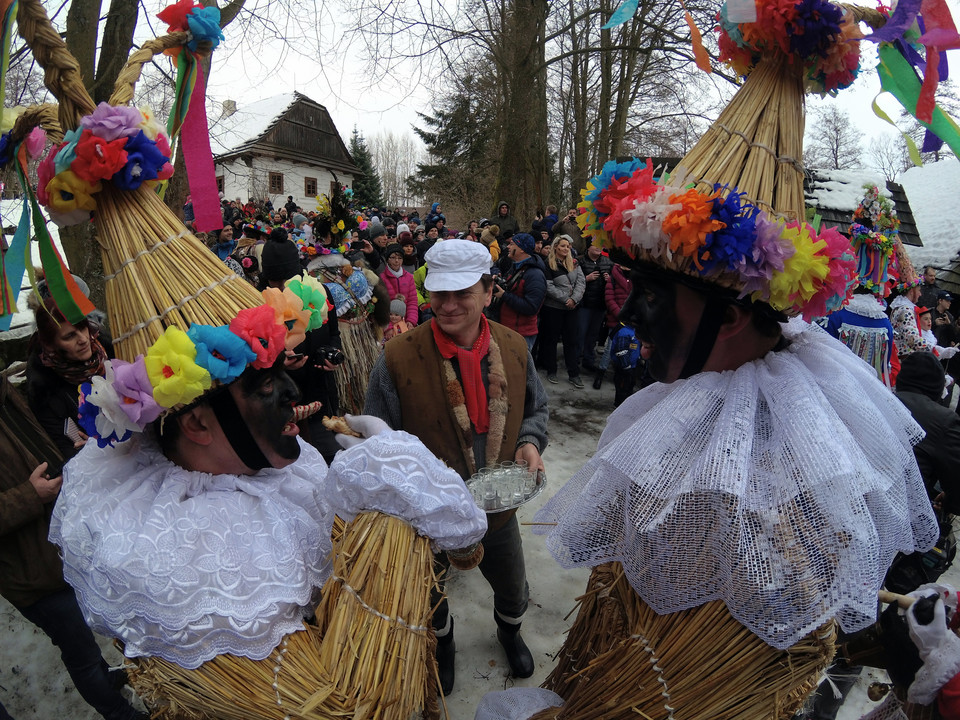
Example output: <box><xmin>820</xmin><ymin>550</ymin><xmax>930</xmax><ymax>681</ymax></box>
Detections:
<box><xmin>2</xmin><ymin>367</ymin><xmax>956</xmax><ymax>720</ymax></box>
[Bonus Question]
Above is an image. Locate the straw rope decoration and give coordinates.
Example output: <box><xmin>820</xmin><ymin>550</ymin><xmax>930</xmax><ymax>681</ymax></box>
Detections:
<box><xmin>532</xmin><ymin>563</ymin><xmax>836</xmax><ymax>720</ymax></box>
<box><xmin>126</xmin><ymin>512</ymin><xmax>442</xmax><ymax>720</ymax></box>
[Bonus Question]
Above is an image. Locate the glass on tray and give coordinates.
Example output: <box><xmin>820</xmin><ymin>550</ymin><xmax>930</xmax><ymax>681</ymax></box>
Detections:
<box><xmin>466</xmin><ymin>459</ymin><xmax>544</xmax><ymax>513</ymax></box>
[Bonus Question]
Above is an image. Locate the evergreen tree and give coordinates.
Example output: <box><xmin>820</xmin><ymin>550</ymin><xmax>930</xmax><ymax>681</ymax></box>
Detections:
<box><xmin>349</xmin><ymin>128</ymin><xmax>385</xmax><ymax>208</ymax></box>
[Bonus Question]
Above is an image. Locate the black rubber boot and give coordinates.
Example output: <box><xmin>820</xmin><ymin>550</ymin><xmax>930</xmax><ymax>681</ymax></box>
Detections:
<box><xmin>495</xmin><ymin>616</ymin><xmax>534</xmax><ymax>678</ymax></box>
<box><xmin>592</xmin><ymin>369</ymin><xmax>604</xmax><ymax>390</ymax></box>
<box><xmin>436</xmin><ymin>617</ymin><xmax>455</xmax><ymax>696</ymax></box>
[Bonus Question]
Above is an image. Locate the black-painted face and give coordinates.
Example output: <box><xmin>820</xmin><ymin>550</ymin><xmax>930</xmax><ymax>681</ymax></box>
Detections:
<box><xmin>620</xmin><ymin>268</ymin><xmax>704</xmax><ymax>383</ymax></box>
<box><xmin>230</xmin><ymin>366</ymin><xmax>302</xmax><ymax>468</ymax></box>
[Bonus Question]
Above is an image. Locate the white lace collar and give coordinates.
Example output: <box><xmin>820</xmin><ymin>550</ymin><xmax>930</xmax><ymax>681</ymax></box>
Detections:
<box><xmin>536</xmin><ymin>319</ymin><xmax>938</xmax><ymax>649</ymax></box>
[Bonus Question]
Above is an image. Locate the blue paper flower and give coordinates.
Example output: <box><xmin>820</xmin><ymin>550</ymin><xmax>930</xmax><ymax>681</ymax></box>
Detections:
<box><xmin>111</xmin><ymin>131</ymin><xmax>167</xmax><ymax>190</ymax></box>
<box><xmin>187</xmin><ymin>323</ymin><xmax>257</xmax><ymax>383</ymax></box>
<box><xmin>0</xmin><ymin>131</ymin><xmax>14</xmax><ymax>169</ymax></box>
<box><xmin>697</xmin><ymin>188</ymin><xmax>759</xmax><ymax>275</ymax></box>
<box><xmin>788</xmin><ymin>0</ymin><xmax>844</xmax><ymax>60</ymax></box>
<box><xmin>78</xmin><ymin>382</ymin><xmax>132</xmax><ymax>447</ymax></box>
<box><xmin>54</xmin><ymin>128</ymin><xmax>83</xmax><ymax>175</ymax></box>
<box><xmin>187</xmin><ymin>6</ymin><xmax>224</xmax><ymax>51</ymax></box>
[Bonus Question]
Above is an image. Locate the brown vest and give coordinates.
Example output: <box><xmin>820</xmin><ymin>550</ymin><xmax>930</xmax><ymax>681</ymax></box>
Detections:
<box><xmin>384</xmin><ymin>319</ymin><xmax>528</xmax><ymax>481</ymax></box>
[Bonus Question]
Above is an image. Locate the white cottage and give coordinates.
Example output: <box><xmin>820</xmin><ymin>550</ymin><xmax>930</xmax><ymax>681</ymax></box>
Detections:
<box><xmin>210</xmin><ymin>92</ymin><xmax>359</xmax><ymax>211</ymax></box>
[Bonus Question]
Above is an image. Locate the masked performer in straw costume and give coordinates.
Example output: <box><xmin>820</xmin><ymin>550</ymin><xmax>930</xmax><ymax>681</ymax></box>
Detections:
<box><xmin>475</xmin><ymin>1</ymin><xmax>953</xmax><ymax>718</ymax></box>
<box><xmin>1</xmin><ymin>2</ymin><xmax>487</xmax><ymax>717</ymax></box>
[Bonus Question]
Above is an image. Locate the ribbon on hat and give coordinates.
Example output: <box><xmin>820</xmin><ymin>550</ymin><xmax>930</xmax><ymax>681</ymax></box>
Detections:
<box><xmin>0</xmin><ymin>180</ymin><xmax>30</xmax><ymax>327</ymax></box>
<box><xmin>0</xmin><ymin>0</ymin><xmax>17</xmax><ymax>114</ymax></box>
<box><xmin>178</xmin><ymin>56</ymin><xmax>221</xmax><ymax>231</ymax></box>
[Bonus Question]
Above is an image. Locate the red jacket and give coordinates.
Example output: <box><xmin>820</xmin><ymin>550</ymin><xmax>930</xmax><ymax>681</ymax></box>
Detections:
<box><xmin>380</xmin><ymin>269</ymin><xmax>419</xmax><ymax>326</ymax></box>
<box><xmin>605</xmin><ymin>265</ymin><xmax>632</xmax><ymax>328</ymax></box>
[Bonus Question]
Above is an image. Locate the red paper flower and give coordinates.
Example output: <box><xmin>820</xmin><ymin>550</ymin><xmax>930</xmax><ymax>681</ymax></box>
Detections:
<box><xmin>72</xmin><ymin>129</ymin><xmax>129</xmax><ymax>183</ymax></box>
<box><xmin>229</xmin><ymin>304</ymin><xmax>286</xmax><ymax>369</ymax></box>
<box><xmin>158</xmin><ymin>0</ymin><xmax>201</xmax><ymax>32</ymax></box>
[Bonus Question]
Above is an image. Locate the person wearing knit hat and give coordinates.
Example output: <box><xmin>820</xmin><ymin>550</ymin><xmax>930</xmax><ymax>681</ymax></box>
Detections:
<box><xmin>365</xmin><ymin>239</ymin><xmax>549</xmax><ymax>694</ymax></box>
<box><xmin>384</xmin><ymin>298</ymin><xmax>412</xmax><ymax>342</ymax></box>
<box><xmin>259</xmin><ymin>228</ymin><xmax>302</xmax><ymax>288</ymax></box>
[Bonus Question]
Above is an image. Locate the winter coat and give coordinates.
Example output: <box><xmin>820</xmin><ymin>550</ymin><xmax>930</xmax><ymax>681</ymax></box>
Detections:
<box><xmin>425</xmin><ymin>202</ymin><xmax>446</xmax><ymax>227</ymax></box>
<box><xmin>497</xmin><ymin>255</ymin><xmax>547</xmax><ymax>337</ymax></box>
<box><xmin>0</xmin><ymin>377</ymin><xmax>68</xmax><ymax>608</ymax></box>
<box><xmin>380</xmin><ymin>268</ymin><xmax>419</xmax><ymax>326</ymax></box>
<box><xmin>544</xmin><ymin>260</ymin><xmax>586</xmax><ymax>310</ymax></box>
<box><xmin>494</xmin><ymin>201</ymin><xmax>519</xmax><ymax>241</ymax></box>
<box><xmin>552</xmin><ymin>217</ymin><xmax>585</xmax><ymax>254</ymax></box>
<box><xmin>605</xmin><ymin>264</ymin><xmax>632</xmax><ymax>327</ymax></box>
<box><xmin>579</xmin><ymin>253</ymin><xmax>614</xmax><ymax>309</ymax></box>
<box><xmin>895</xmin><ymin>389</ymin><xmax>960</xmax><ymax>513</ymax></box>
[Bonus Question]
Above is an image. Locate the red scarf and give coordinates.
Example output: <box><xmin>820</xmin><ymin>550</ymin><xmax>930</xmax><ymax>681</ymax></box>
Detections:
<box><xmin>431</xmin><ymin>315</ymin><xmax>491</xmax><ymax>433</ymax></box>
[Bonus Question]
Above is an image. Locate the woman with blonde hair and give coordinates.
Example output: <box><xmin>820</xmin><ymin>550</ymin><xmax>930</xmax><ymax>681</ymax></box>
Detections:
<box><xmin>537</xmin><ymin>235</ymin><xmax>586</xmax><ymax>387</ymax></box>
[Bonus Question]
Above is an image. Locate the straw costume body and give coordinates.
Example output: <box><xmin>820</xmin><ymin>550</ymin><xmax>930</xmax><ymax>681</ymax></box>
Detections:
<box><xmin>4</xmin><ymin>1</ymin><xmax>490</xmax><ymax>718</ymax></box>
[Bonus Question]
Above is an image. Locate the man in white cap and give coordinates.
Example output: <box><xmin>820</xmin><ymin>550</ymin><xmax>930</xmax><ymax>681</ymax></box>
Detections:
<box><xmin>364</xmin><ymin>239</ymin><xmax>549</xmax><ymax>695</ymax></box>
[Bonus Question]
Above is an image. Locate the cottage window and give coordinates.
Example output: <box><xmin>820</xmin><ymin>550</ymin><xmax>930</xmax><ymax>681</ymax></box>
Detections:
<box><xmin>269</xmin><ymin>172</ymin><xmax>284</xmax><ymax>194</ymax></box>
<box><xmin>216</xmin><ymin>175</ymin><xmax>224</xmax><ymax>194</ymax></box>
<box><xmin>305</xmin><ymin>177</ymin><xmax>317</xmax><ymax>197</ymax></box>
<box><xmin>330</xmin><ymin>180</ymin><xmax>338</xmax><ymax>196</ymax></box>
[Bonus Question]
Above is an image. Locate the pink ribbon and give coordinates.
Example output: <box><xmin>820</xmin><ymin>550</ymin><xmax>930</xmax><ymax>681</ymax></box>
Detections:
<box><xmin>181</xmin><ymin>60</ymin><xmax>222</xmax><ymax>232</ymax></box>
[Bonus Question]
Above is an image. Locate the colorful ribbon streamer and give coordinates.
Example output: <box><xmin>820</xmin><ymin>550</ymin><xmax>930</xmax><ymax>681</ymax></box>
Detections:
<box><xmin>602</xmin><ymin>0</ymin><xmax>639</xmax><ymax>30</ymax></box>
<box><xmin>12</xmin><ymin>143</ymin><xmax>95</xmax><ymax>324</ymax></box>
<box><xmin>0</xmin><ymin>0</ymin><xmax>17</xmax><ymax>114</ymax></box>
<box><xmin>180</xmin><ymin>58</ymin><xmax>221</xmax><ymax>231</ymax></box>
<box><xmin>877</xmin><ymin>43</ymin><xmax>960</xmax><ymax>160</ymax></box>
<box><xmin>0</xmin><ymin>192</ymin><xmax>29</xmax><ymax>329</ymax></box>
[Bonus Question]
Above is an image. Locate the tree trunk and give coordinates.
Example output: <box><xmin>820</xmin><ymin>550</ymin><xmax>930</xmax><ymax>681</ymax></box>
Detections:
<box><xmin>92</xmin><ymin>0</ymin><xmax>139</xmax><ymax>104</ymax></box>
<box><xmin>493</xmin><ymin>0</ymin><xmax>551</xmax><ymax>226</ymax></box>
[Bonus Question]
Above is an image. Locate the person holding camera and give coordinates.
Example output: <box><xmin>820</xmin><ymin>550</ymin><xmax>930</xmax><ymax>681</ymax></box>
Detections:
<box><xmin>577</xmin><ymin>242</ymin><xmax>614</xmax><ymax>372</ymax></box>
<box><xmin>552</xmin><ymin>207</ymin><xmax>585</xmax><ymax>255</ymax></box>
<box><xmin>491</xmin><ymin>233</ymin><xmax>547</xmax><ymax>353</ymax></box>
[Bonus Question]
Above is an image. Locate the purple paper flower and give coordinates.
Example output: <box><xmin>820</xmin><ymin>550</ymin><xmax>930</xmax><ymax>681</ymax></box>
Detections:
<box><xmin>80</xmin><ymin>103</ymin><xmax>144</xmax><ymax>142</ymax></box>
<box><xmin>111</xmin><ymin>356</ymin><xmax>164</xmax><ymax>426</ymax></box>
<box><xmin>112</xmin><ymin>131</ymin><xmax>167</xmax><ymax>191</ymax></box>
<box><xmin>737</xmin><ymin>213</ymin><xmax>796</xmax><ymax>299</ymax></box>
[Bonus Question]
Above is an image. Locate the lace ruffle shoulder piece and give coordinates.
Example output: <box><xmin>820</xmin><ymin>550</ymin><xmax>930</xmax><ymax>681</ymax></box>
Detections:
<box><xmin>535</xmin><ymin>319</ymin><xmax>939</xmax><ymax>649</ymax></box>
<box><xmin>844</xmin><ymin>293</ymin><xmax>889</xmax><ymax>319</ymax></box>
<box><xmin>49</xmin><ymin>437</ymin><xmax>334</xmax><ymax>669</ymax></box>
<box><xmin>327</xmin><ymin>429</ymin><xmax>488</xmax><ymax>551</ymax></box>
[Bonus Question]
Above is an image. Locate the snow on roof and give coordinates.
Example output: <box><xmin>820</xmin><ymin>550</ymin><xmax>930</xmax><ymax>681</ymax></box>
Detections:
<box><xmin>1</xmin><ymin>197</ymin><xmax>65</xmax><ymax>333</ymax></box>
<box><xmin>209</xmin><ymin>93</ymin><xmax>298</xmax><ymax>157</ymax></box>
<box><xmin>804</xmin><ymin>168</ymin><xmax>890</xmax><ymax>211</ymax></box>
<box><xmin>899</xmin><ymin>158</ymin><xmax>960</xmax><ymax>268</ymax></box>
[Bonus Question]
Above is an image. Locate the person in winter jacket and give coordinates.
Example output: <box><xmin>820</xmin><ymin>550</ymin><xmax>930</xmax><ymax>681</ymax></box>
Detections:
<box><xmin>492</xmin><ymin>233</ymin><xmax>547</xmax><ymax>352</ymax></box>
<box><xmin>538</xmin><ymin>235</ymin><xmax>586</xmax><ymax>387</ymax></box>
<box><xmin>380</xmin><ymin>244</ymin><xmax>419</xmax><ymax>327</ymax></box>
<box><xmin>577</xmin><ymin>243</ymin><xmax>614</xmax><ymax>371</ymax></box>
<box><xmin>494</xmin><ymin>201</ymin><xmax>519</xmax><ymax>243</ymax></box>
<box><xmin>593</xmin><ymin>263</ymin><xmax>633</xmax><ymax>389</ymax></box>
<box><xmin>425</xmin><ymin>202</ymin><xmax>446</xmax><ymax>227</ymax></box>
<box><xmin>552</xmin><ymin>208</ymin><xmax>585</xmax><ymax>255</ymax></box>
<box><xmin>480</xmin><ymin>224</ymin><xmax>502</xmax><ymax>263</ymax></box>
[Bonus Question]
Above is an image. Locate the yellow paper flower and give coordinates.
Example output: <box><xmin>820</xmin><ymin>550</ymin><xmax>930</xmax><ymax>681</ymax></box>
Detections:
<box><xmin>137</xmin><ymin>105</ymin><xmax>164</xmax><ymax>140</ymax></box>
<box><xmin>145</xmin><ymin>326</ymin><xmax>212</xmax><ymax>408</ymax></box>
<box><xmin>262</xmin><ymin>287</ymin><xmax>310</xmax><ymax>350</ymax></box>
<box><xmin>766</xmin><ymin>223</ymin><xmax>829</xmax><ymax>311</ymax></box>
<box><xmin>337</xmin><ymin>219</ymin><xmax>345</xmax><ymax>231</ymax></box>
<box><xmin>46</xmin><ymin>170</ymin><xmax>100</xmax><ymax>212</ymax></box>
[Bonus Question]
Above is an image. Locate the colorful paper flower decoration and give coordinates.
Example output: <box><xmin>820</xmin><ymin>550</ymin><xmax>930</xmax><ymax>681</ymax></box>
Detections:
<box><xmin>717</xmin><ymin>0</ymin><xmax>863</xmax><ymax>95</ymax></box>
<box><xmin>187</xmin><ymin>324</ymin><xmax>257</xmax><ymax>383</ymax></box>
<box><xmin>110</xmin><ymin>356</ymin><xmax>164</xmax><ymax>426</ymax></box>
<box><xmin>34</xmin><ymin>105</ymin><xmax>173</xmax><ymax>226</ymax></box>
<box><xmin>578</xmin><ymin>157</ymin><xmax>858</xmax><ymax>321</ymax></box>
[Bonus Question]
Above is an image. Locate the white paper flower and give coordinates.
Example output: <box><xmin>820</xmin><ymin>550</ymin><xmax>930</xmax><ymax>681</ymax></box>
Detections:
<box><xmin>86</xmin><ymin>363</ymin><xmax>140</xmax><ymax>439</ymax></box>
<box><xmin>622</xmin><ymin>189</ymin><xmax>681</xmax><ymax>258</ymax></box>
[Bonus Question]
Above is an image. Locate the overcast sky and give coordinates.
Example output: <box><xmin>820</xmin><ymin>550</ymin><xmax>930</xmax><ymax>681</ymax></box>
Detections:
<box><xmin>194</xmin><ymin>0</ymin><xmax>960</xmax><ymax>163</ymax></box>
